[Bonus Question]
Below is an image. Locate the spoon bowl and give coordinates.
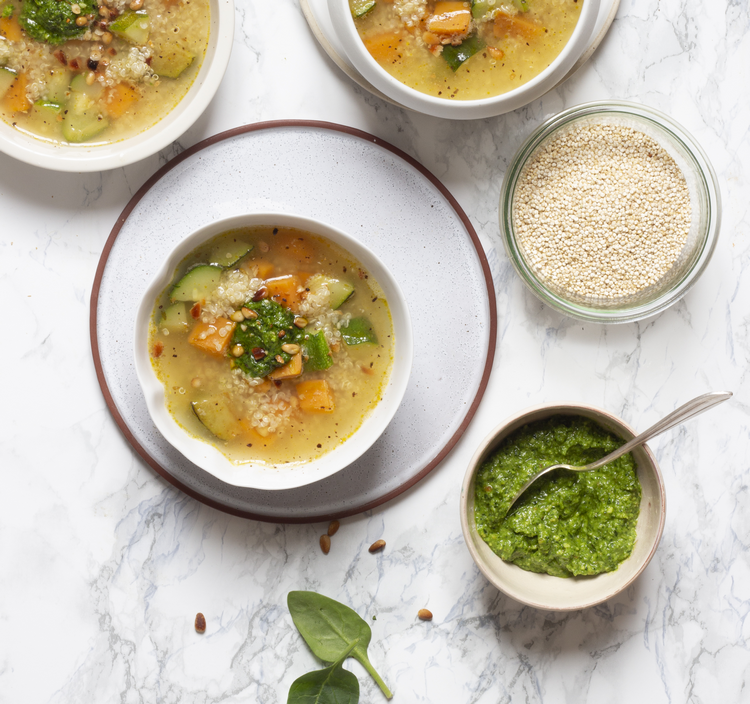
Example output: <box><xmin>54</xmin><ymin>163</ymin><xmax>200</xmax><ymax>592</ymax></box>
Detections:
<box><xmin>505</xmin><ymin>391</ymin><xmax>732</xmax><ymax>516</ymax></box>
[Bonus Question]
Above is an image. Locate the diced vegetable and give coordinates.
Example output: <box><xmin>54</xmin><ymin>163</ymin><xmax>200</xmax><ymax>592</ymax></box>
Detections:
<box><xmin>265</xmin><ymin>274</ymin><xmax>303</xmax><ymax>311</ymax></box>
<box><xmin>0</xmin><ymin>66</ymin><xmax>17</xmax><ymax>101</ymax></box>
<box><xmin>268</xmin><ymin>352</ymin><xmax>303</xmax><ymax>380</ymax></box>
<box><xmin>306</xmin><ymin>274</ymin><xmax>354</xmax><ymax>309</ymax></box>
<box><xmin>188</xmin><ymin>317</ymin><xmax>236</xmax><ymax>358</ymax></box>
<box><xmin>441</xmin><ymin>34</ymin><xmax>486</xmax><ymax>71</ymax></box>
<box><xmin>471</xmin><ymin>0</ymin><xmax>489</xmax><ymax>19</ymax></box>
<box><xmin>493</xmin><ymin>12</ymin><xmax>544</xmax><ymax>39</ymax></box>
<box><xmin>192</xmin><ymin>396</ymin><xmax>242</xmax><ymax>441</ymax></box>
<box><xmin>160</xmin><ymin>302</ymin><xmax>189</xmax><ymax>333</ymax></box>
<box><xmin>170</xmin><ymin>264</ymin><xmax>223</xmax><ymax>302</ymax></box>
<box><xmin>210</xmin><ymin>240</ymin><xmax>253</xmax><ymax>268</ymax></box>
<box><xmin>427</xmin><ymin>2</ymin><xmax>472</xmax><ymax>36</ymax></box>
<box><xmin>341</xmin><ymin>317</ymin><xmax>378</xmax><ymax>345</ymax></box>
<box><xmin>150</xmin><ymin>40</ymin><xmax>195</xmax><ymax>79</ymax></box>
<box><xmin>4</xmin><ymin>70</ymin><xmax>30</xmax><ymax>112</ymax></box>
<box><xmin>273</xmin><ymin>231</ymin><xmax>316</xmax><ymax>261</ymax></box>
<box><xmin>44</xmin><ymin>68</ymin><xmax>72</xmax><ymax>102</ymax></box>
<box><xmin>296</xmin><ymin>380</ymin><xmax>335</xmax><ymax>414</ymax></box>
<box><xmin>27</xmin><ymin>100</ymin><xmax>63</xmax><ymax>134</ymax></box>
<box><xmin>70</xmin><ymin>72</ymin><xmax>104</xmax><ymax>99</ymax></box>
<box><xmin>62</xmin><ymin>93</ymin><xmax>108</xmax><ymax>142</ymax></box>
<box><xmin>0</xmin><ymin>14</ymin><xmax>22</xmax><ymax>41</ymax></box>
<box><xmin>103</xmin><ymin>83</ymin><xmax>139</xmax><ymax>118</ymax></box>
<box><xmin>349</xmin><ymin>0</ymin><xmax>376</xmax><ymax>18</ymax></box>
<box><xmin>364</xmin><ymin>33</ymin><xmax>405</xmax><ymax>64</ymax></box>
<box><xmin>302</xmin><ymin>331</ymin><xmax>333</xmax><ymax>372</ymax></box>
<box><xmin>109</xmin><ymin>11</ymin><xmax>150</xmax><ymax>45</ymax></box>
<box><xmin>241</xmin><ymin>258</ymin><xmax>275</xmax><ymax>279</ymax></box>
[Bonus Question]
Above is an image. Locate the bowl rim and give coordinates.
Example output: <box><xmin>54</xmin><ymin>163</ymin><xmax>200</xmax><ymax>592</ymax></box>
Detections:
<box><xmin>327</xmin><ymin>0</ymin><xmax>601</xmax><ymax>119</ymax></box>
<box><xmin>0</xmin><ymin>0</ymin><xmax>235</xmax><ymax>172</ymax></box>
<box><xmin>499</xmin><ymin>99</ymin><xmax>722</xmax><ymax>323</ymax></box>
<box><xmin>134</xmin><ymin>211</ymin><xmax>414</xmax><ymax>491</ymax></box>
<box><xmin>459</xmin><ymin>402</ymin><xmax>667</xmax><ymax>610</ymax></box>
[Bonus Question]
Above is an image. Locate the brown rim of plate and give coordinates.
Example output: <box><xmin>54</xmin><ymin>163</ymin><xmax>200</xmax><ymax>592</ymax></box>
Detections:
<box><xmin>89</xmin><ymin>119</ymin><xmax>497</xmax><ymax>524</ymax></box>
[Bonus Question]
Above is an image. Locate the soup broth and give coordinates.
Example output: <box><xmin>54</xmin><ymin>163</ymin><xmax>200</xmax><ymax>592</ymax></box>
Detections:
<box><xmin>149</xmin><ymin>225</ymin><xmax>395</xmax><ymax>468</ymax></box>
<box><xmin>353</xmin><ymin>0</ymin><xmax>582</xmax><ymax>100</ymax></box>
<box><xmin>0</xmin><ymin>0</ymin><xmax>209</xmax><ymax>144</ymax></box>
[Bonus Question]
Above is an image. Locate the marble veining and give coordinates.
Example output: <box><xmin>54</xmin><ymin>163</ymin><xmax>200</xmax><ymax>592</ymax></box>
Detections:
<box><xmin>0</xmin><ymin>0</ymin><xmax>748</xmax><ymax>702</ymax></box>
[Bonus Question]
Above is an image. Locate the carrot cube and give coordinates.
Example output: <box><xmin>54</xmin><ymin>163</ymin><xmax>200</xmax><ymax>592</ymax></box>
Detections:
<box><xmin>188</xmin><ymin>317</ymin><xmax>235</xmax><ymax>358</ymax></box>
<box><xmin>296</xmin><ymin>380</ymin><xmax>335</xmax><ymax>413</ymax></box>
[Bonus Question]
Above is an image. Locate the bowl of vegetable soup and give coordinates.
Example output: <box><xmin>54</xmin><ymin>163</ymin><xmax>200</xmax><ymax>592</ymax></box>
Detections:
<box><xmin>0</xmin><ymin>0</ymin><xmax>233</xmax><ymax>171</ymax></box>
<box><xmin>134</xmin><ymin>213</ymin><xmax>413</xmax><ymax>491</ymax></box>
<box><xmin>328</xmin><ymin>0</ymin><xmax>600</xmax><ymax>119</ymax></box>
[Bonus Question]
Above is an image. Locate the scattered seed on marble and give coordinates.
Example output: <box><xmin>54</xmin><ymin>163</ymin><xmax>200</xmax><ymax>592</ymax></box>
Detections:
<box><xmin>195</xmin><ymin>612</ymin><xmax>206</xmax><ymax>633</ymax></box>
<box><xmin>513</xmin><ymin>122</ymin><xmax>692</xmax><ymax>299</ymax></box>
<box><xmin>327</xmin><ymin>520</ymin><xmax>340</xmax><ymax>536</ymax></box>
<box><xmin>369</xmin><ymin>539</ymin><xmax>386</xmax><ymax>553</ymax></box>
<box><xmin>418</xmin><ymin>609</ymin><xmax>433</xmax><ymax>621</ymax></box>
<box><xmin>320</xmin><ymin>534</ymin><xmax>331</xmax><ymax>554</ymax></box>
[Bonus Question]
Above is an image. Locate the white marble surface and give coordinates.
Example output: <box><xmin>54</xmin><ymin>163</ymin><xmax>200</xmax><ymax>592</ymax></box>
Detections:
<box><xmin>1</xmin><ymin>0</ymin><xmax>748</xmax><ymax>701</ymax></box>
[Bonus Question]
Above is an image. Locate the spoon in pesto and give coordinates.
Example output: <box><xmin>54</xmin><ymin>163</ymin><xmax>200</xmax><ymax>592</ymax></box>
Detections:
<box><xmin>504</xmin><ymin>391</ymin><xmax>733</xmax><ymax>517</ymax></box>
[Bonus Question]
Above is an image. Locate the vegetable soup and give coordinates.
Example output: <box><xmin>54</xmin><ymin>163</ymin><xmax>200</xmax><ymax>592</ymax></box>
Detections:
<box><xmin>0</xmin><ymin>0</ymin><xmax>209</xmax><ymax>144</ymax></box>
<box><xmin>352</xmin><ymin>0</ymin><xmax>583</xmax><ymax>100</ymax></box>
<box><xmin>148</xmin><ymin>225</ymin><xmax>395</xmax><ymax>468</ymax></box>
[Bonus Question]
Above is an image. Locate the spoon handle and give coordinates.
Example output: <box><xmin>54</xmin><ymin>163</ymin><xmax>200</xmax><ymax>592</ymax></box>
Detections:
<box><xmin>586</xmin><ymin>390</ymin><xmax>733</xmax><ymax>471</ymax></box>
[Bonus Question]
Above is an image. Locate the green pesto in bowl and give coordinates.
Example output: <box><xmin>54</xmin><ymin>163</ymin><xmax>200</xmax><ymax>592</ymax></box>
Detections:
<box><xmin>474</xmin><ymin>415</ymin><xmax>641</xmax><ymax>578</ymax></box>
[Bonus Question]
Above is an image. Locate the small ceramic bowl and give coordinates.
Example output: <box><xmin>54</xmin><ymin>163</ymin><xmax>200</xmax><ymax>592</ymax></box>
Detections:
<box><xmin>134</xmin><ymin>212</ymin><xmax>413</xmax><ymax>491</ymax></box>
<box><xmin>0</xmin><ymin>0</ymin><xmax>234</xmax><ymax>172</ymax></box>
<box><xmin>460</xmin><ymin>403</ymin><xmax>666</xmax><ymax>610</ymax></box>
<box><xmin>500</xmin><ymin>101</ymin><xmax>721</xmax><ymax>323</ymax></box>
<box><xmin>328</xmin><ymin>0</ymin><xmax>600</xmax><ymax>119</ymax></box>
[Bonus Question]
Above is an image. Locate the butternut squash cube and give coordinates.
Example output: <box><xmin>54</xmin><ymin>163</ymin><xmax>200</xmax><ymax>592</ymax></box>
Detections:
<box><xmin>427</xmin><ymin>2</ymin><xmax>472</xmax><ymax>36</ymax></box>
<box><xmin>265</xmin><ymin>274</ymin><xmax>303</xmax><ymax>311</ymax></box>
<box><xmin>187</xmin><ymin>317</ymin><xmax>235</xmax><ymax>358</ymax></box>
<box><xmin>296</xmin><ymin>380</ymin><xmax>335</xmax><ymax>413</ymax></box>
<box><xmin>268</xmin><ymin>353</ymin><xmax>303</xmax><ymax>380</ymax></box>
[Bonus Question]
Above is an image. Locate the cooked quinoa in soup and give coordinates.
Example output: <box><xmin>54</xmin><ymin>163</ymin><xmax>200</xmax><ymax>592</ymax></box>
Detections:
<box><xmin>148</xmin><ymin>225</ymin><xmax>395</xmax><ymax>468</ymax></box>
<box><xmin>0</xmin><ymin>0</ymin><xmax>209</xmax><ymax>144</ymax></box>
<box><xmin>351</xmin><ymin>0</ymin><xmax>582</xmax><ymax>100</ymax></box>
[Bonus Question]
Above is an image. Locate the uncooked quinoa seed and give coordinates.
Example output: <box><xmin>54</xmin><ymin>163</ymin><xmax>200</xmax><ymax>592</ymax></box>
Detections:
<box><xmin>513</xmin><ymin>122</ymin><xmax>692</xmax><ymax>299</ymax></box>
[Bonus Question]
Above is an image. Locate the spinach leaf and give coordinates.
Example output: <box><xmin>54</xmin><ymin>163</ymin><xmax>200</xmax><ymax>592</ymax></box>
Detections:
<box><xmin>441</xmin><ymin>35</ymin><xmax>486</xmax><ymax>72</ymax></box>
<box><xmin>287</xmin><ymin>644</ymin><xmax>359</xmax><ymax>704</ymax></box>
<box><xmin>287</xmin><ymin>591</ymin><xmax>393</xmax><ymax>700</ymax></box>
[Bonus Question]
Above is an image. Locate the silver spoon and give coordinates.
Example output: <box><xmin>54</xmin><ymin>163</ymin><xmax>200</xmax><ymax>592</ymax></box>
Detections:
<box><xmin>504</xmin><ymin>391</ymin><xmax>733</xmax><ymax>517</ymax></box>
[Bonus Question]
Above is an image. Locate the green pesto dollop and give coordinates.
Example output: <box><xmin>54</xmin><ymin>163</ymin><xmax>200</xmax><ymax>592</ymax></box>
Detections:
<box><xmin>230</xmin><ymin>298</ymin><xmax>301</xmax><ymax>378</ymax></box>
<box><xmin>474</xmin><ymin>415</ymin><xmax>642</xmax><ymax>578</ymax></box>
<box><xmin>20</xmin><ymin>0</ymin><xmax>98</xmax><ymax>45</ymax></box>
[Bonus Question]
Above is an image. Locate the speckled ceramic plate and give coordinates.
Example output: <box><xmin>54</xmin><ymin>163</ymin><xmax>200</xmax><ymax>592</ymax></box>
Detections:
<box><xmin>91</xmin><ymin>121</ymin><xmax>496</xmax><ymax>523</ymax></box>
<box><xmin>301</xmin><ymin>0</ymin><xmax>621</xmax><ymax>110</ymax></box>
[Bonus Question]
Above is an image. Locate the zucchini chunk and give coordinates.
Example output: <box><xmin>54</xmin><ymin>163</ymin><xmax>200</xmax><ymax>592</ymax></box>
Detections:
<box><xmin>109</xmin><ymin>11</ymin><xmax>150</xmax><ymax>45</ymax></box>
<box><xmin>341</xmin><ymin>317</ymin><xmax>378</xmax><ymax>345</ymax></box>
<box><xmin>307</xmin><ymin>274</ymin><xmax>354</xmax><ymax>309</ymax></box>
<box><xmin>210</xmin><ymin>240</ymin><xmax>253</xmax><ymax>268</ymax></box>
<box><xmin>170</xmin><ymin>265</ymin><xmax>223</xmax><ymax>302</ymax></box>
<box><xmin>192</xmin><ymin>397</ymin><xmax>242</xmax><ymax>441</ymax></box>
